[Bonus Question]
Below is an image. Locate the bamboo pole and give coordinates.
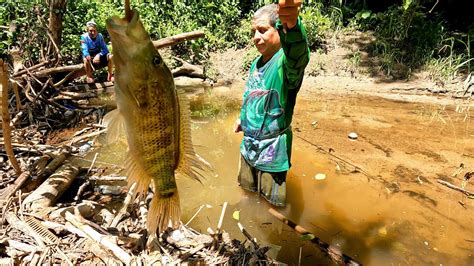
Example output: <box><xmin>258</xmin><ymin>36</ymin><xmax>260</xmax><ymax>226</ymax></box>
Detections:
<box><xmin>268</xmin><ymin>208</ymin><xmax>361</xmax><ymax>266</ymax></box>
<box><xmin>437</xmin><ymin>179</ymin><xmax>474</xmax><ymax>197</ymax></box>
<box><xmin>0</xmin><ymin>59</ymin><xmax>22</xmax><ymax>175</ymax></box>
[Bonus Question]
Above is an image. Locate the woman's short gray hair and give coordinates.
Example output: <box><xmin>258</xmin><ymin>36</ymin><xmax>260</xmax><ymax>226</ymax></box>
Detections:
<box><xmin>86</xmin><ymin>20</ymin><xmax>97</xmax><ymax>28</ymax></box>
<box><xmin>253</xmin><ymin>4</ymin><xmax>278</xmax><ymax>27</ymax></box>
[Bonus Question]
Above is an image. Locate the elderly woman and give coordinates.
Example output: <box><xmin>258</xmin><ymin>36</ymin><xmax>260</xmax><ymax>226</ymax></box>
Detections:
<box><xmin>80</xmin><ymin>20</ymin><xmax>114</xmax><ymax>83</ymax></box>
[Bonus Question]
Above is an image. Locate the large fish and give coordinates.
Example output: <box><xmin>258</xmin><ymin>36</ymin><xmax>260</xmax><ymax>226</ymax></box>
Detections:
<box><xmin>105</xmin><ymin>8</ymin><xmax>208</xmax><ymax>235</ymax></box>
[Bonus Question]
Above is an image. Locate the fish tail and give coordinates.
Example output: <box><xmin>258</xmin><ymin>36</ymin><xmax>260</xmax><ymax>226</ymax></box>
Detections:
<box><xmin>147</xmin><ymin>190</ymin><xmax>181</xmax><ymax>234</ymax></box>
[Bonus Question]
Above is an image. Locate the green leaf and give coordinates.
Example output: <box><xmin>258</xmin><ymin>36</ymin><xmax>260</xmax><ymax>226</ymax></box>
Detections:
<box><xmin>232</xmin><ymin>210</ymin><xmax>240</xmax><ymax>221</ymax></box>
<box><xmin>301</xmin><ymin>233</ymin><xmax>315</xmax><ymax>241</ymax></box>
<box><xmin>361</xmin><ymin>11</ymin><xmax>371</xmax><ymax>19</ymax></box>
<box><xmin>403</xmin><ymin>0</ymin><xmax>413</xmax><ymax>10</ymax></box>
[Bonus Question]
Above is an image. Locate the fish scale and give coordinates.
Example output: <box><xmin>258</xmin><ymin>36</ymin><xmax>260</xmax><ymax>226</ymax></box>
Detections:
<box><xmin>133</xmin><ymin>105</ymin><xmax>177</xmax><ymax>194</ymax></box>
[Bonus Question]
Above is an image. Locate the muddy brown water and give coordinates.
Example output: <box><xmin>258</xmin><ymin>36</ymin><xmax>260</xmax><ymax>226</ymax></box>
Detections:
<box><xmin>95</xmin><ymin>90</ymin><xmax>474</xmax><ymax>265</ymax></box>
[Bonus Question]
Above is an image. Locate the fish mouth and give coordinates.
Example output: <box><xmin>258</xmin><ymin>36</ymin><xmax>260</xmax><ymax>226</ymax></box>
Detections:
<box><xmin>106</xmin><ymin>9</ymin><xmax>150</xmax><ymax>66</ymax></box>
<box><xmin>106</xmin><ymin>9</ymin><xmax>146</xmax><ymax>40</ymax></box>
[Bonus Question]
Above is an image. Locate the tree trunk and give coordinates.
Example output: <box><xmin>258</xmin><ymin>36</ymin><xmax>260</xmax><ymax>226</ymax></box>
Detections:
<box><xmin>47</xmin><ymin>0</ymin><xmax>67</xmax><ymax>51</ymax></box>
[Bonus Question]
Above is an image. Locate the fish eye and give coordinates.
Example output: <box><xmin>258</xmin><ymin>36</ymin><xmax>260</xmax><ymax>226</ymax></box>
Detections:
<box><xmin>153</xmin><ymin>56</ymin><xmax>161</xmax><ymax>65</ymax></box>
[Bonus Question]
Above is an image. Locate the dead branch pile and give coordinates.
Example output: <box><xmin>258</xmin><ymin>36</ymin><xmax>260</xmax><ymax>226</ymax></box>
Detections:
<box><xmin>1</xmin><ymin>184</ymin><xmax>275</xmax><ymax>265</ymax></box>
<box><xmin>0</xmin><ymin>30</ymin><xmax>278</xmax><ymax>264</ymax></box>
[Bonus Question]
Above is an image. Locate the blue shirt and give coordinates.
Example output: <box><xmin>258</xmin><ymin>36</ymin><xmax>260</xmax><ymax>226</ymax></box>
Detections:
<box><xmin>80</xmin><ymin>32</ymin><xmax>109</xmax><ymax>58</ymax></box>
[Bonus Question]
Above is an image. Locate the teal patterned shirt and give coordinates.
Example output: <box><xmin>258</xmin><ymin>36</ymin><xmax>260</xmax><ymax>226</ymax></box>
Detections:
<box><xmin>240</xmin><ymin>17</ymin><xmax>310</xmax><ymax>172</ymax></box>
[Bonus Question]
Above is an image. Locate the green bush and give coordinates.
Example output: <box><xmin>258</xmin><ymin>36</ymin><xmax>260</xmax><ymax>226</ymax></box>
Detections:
<box><xmin>300</xmin><ymin>4</ymin><xmax>334</xmax><ymax>49</ymax></box>
<box><xmin>349</xmin><ymin>3</ymin><xmax>472</xmax><ymax>78</ymax></box>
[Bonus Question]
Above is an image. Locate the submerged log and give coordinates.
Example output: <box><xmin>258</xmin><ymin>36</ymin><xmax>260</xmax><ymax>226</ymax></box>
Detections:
<box><xmin>23</xmin><ymin>163</ymin><xmax>79</xmax><ymax>210</ymax></box>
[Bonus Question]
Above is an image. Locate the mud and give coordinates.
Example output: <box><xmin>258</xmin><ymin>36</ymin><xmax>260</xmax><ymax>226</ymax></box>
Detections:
<box><xmin>181</xmin><ymin>83</ymin><xmax>474</xmax><ymax>265</ymax></box>
<box><xmin>94</xmin><ymin>79</ymin><xmax>473</xmax><ymax>264</ymax></box>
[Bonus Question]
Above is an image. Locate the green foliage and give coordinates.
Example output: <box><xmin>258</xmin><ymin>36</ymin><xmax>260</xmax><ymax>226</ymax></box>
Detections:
<box><xmin>348</xmin><ymin>2</ymin><xmax>472</xmax><ymax>79</ymax></box>
<box><xmin>232</xmin><ymin>16</ymin><xmax>253</xmax><ymax>49</ymax></box>
<box><xmin>0</xmin><ymin>0</ymin><xmax>49</xmax><ymax>62</ymax></box>
<box><xmin>2</xmin><ymin>0</ymin><xmax>245</xmax><ymax>65</ymax></box>
<box><xmin>1</xmin><ymin>0</ymin><xmax>472</xmax><ymax>83</ymax></box>
<box><xmin>242</xmin><ymin>46</ymin><xmax>259</xmax><ymax>72</ymax></box>
<box><xmin>300</xmin><ymin>4</ymin><xmax>333</xmax><ymax>49</ymax></box>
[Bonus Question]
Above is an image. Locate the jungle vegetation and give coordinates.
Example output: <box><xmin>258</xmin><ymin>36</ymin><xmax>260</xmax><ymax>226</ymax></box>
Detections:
<box><xmin>1</xmin><ymin>0</ymin><xmax>473</xmax><ymax>81</ymax></box>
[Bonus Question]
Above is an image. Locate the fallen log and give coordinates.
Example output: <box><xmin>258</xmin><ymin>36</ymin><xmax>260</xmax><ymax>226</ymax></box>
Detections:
<box><xmin>23</xmin><ymin>163</ymin><xmax>79</xmax><ymax>210</ymax></box>
<box><xmin>172</xmin><ymin>57</ymin><xmax>204</xmax><ymax>79</ymax></box>
<box><xmin>24</xmin><ymin>149</ymin><xmax>70</xmax><ymax>192</ymax></box>
<box><xmin>152</xmin><ymin>30</ymin><xmax>205</xmax><ymax>49</ymax></box>
<box><xmin>268</xmin><ymin>208</ymin><xmax>361</xmax><ymax>266</ymax></box>
<box><xmin>27</xmin><ymin>30</ymin><xmax>206</xmax><ymax>84</ymax></box>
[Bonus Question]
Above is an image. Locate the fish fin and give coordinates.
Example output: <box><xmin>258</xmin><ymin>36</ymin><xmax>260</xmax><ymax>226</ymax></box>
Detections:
<box><xmin>175</xmin><ymin>89</ymin><xmax>212</xmax><ymax>182</ymax></box>
<box><xmin>103</xmin><ymin>108</ymin><xmax>126</xmax><ymax>144</ymax></box>
<box><xmin>148</xmin><ymin>190</ymin><xmax>180</xmax><ymax>234</ymax></box>
<box><xmin>125</xmin><ymin>151</ymin><xmax>152</xmax><ymax>198</ymax></box>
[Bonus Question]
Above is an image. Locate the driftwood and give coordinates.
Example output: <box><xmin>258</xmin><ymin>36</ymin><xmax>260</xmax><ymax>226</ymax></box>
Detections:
<box><xmin>5</xmin><ymin>213</ymin><xmax>47</xmax><ymax>248</ymax></box>
<box><xmin>109</xmin><ymin>182</ymin><xmax>136</xmax><ymax>227</ymax></box>
<box><xmin>49</xmin><ymin>201</ymin><xmax>103</xmax><ymax>220</ymax></box>
<box><xmin>237</xmin><ymin>222</ymin><xmax>259</xmax><ymax>249</ymax></box>
<box><xmin>23</xmin><ymin>163</ymin><xmax>79</xmax><ymax>210</ymax></box>
<box><xmin>13</xmin><ymin>60</ymin><xmax>50</xmax><ymax>77</ymax></box>
<box><xmin>1</xmin><ymin>59</ymin><xmax>22</xmax><ymax>175</ymax></box>
<box><xmin>268</xmin><ymin>208</ymin><xmax>362</xmax><ymax>266</ymax></box>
